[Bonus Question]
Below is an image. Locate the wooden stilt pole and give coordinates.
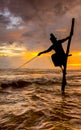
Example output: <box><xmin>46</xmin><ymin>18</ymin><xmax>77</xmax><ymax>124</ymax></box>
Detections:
<box><xmin>61</xmin><ymin>18</ymin><xmax>75</xmax><ymax>93</ymax></box>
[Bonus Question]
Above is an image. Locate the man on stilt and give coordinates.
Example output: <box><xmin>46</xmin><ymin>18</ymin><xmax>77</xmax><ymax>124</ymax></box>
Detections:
<box><xmin>38</xmin><ymin>33</ymin><xmax>70</xmax><ymax>70</ymax></box>
<box><xmin>38</xmin><ymin>18</ymin><xmax>75</xmax><ymax>93</ymax></box>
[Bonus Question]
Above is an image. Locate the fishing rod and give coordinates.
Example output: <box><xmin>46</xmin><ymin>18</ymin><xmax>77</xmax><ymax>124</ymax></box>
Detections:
<box><xmin>17</xmin><ymin>55</ymin><xmax>38</xmax><ymax>69</ymax></box>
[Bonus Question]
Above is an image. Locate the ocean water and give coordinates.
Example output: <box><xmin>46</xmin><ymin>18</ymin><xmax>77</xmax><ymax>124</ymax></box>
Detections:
<box><xmin>0</xmin><ymin>68</ymin><xmax>81</xmax><ymax>130</ymax></box>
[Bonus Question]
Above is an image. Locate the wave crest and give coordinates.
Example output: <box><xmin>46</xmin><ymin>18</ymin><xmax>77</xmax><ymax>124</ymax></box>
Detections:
<box><xmin>0</xmin><ymin>77</ymin><xmax>60</xmax><ymax>89</ymax></box>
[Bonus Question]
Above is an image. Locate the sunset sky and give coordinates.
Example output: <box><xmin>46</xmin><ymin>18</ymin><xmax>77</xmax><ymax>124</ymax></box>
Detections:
<box><xmin>0</xmin><ymin>0</ymin><xmax>81</xmax><ymax>69</ymax></box>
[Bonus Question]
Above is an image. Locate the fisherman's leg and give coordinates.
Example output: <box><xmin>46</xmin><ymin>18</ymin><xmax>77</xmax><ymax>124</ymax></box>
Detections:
<box><xmin>60</xmin><ymin>65</ymin><xmax>64</xmax><ymax>73</ymax></box>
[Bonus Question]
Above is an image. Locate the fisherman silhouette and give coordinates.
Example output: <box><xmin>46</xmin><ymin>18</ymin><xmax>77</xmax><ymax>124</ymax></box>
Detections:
<box><xmin>38</xmin><ymin>33</ymin><xmax>70</xmax><ymax>71</ymax></box>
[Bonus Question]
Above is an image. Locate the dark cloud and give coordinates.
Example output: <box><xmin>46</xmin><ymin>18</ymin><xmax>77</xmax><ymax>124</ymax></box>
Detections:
<box><xmin>6</xmin><ymin>1</ymin><xmax>81</xmax><ymax>13</ymax></box>
<box><xmin>0</xmin><ymin>0</ymin><xmax>81</xmax><ymax>68</ymax></box>
<box><xmin>0</xmin><ymin>0</ymin><xmax>81</xmax><ymax>28</ymax></box>
<box><xmin>0</xmin><ymin>0</ymin><xmax>81</xmax><ymax>50</ymax></box>
<box><xmin>0</xmin><ymin>0</ymin><xmax>80</xmax><ymax>39</ymax></box>
<box><xmin>53</xmin><ymin>0</ymin><xmax>80</xmax><ymax>15</ymax></box>
<box><xmin>0</xmin><ymin>14</ymin><xmax>10</xmax><ymax>24</ymax></box>
<box><xmin>0</xmin><ymin>0</ymin><xmax>80</xmax><ymax>24</ymax></box>
<box><xmin>22</xmin><ymin>31</ymin><xmax>33</xmax><ymax>38</ymax></box>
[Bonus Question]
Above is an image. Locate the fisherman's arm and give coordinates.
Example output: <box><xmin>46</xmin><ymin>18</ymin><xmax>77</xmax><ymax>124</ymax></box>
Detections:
<box><xmin>38</xmin><ymin>46</ymin><xmax>53</xmax><ymax>56</ymax></box>
<box><xmin>59</xmin><ymin>36</ymin><xmax>70</xmax><ymax>43</ymax></box>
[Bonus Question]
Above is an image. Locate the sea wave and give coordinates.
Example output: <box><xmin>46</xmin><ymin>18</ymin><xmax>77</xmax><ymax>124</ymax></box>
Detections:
<box><xmin>0</xmin><ymin>69</ymin><xmax>81</xmax><ymax>129</ymax></box>
<box><xmin>0</xmin><ymin>69</ymin><xmax>81</xmax><ymax>89</ymax></box>
<box><xmin>0</xmin><ymin>77</ymin><xmax>61</xmax><ymax>89</ymax></box>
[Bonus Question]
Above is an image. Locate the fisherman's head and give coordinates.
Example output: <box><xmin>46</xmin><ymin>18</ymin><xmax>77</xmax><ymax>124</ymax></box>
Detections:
<box><xmin>50</xmin><ymin>33</ymin><xmax>57</xmax><ymax>43</ymax></box>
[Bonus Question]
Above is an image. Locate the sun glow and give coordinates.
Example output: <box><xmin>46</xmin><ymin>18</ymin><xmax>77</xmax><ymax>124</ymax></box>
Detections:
<box><xmin>0</xmin><ymin>44</ymin><xmax>81</xmax><ymax>69</ymax></box>
<box><xmin>69</xmin><ymin>63</ymin><xmax>81</xmax><ymax>66</ymax></box>
<box><xmin>23</xmin><ymin>51</ymin><xmax>38</xmax><ymax>60</ymax></box>
<box><xmin>67</xmin><ymin>51</ymin><xmax>81</xmax><ymax>68</ymax></box>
